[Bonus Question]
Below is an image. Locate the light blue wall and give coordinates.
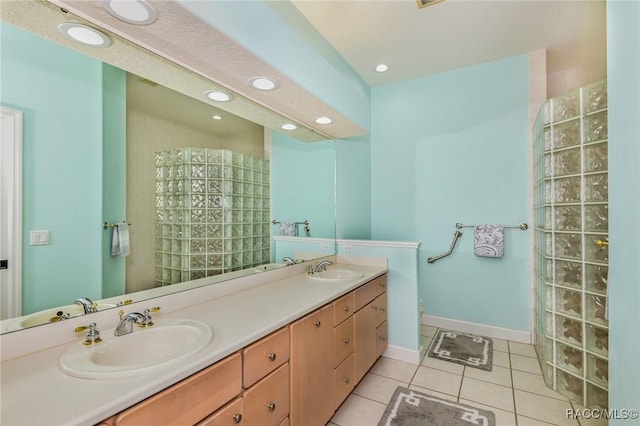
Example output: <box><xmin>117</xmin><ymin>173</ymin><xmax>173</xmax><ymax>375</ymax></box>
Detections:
<box><xmin>1</xmin><ymin>23</ymin><xmax>126</xmax><ymax>313</ymax></box>
<box><xmin>270</xmin><ymin>132</ymin><xmax>336</xmax><ymax>239</ymax></box>
<box><xmin>371</xmin><ymin>55</ymin><xmax>532</xmax><ymax>332</ymax></box>
<box><xmin>335</xmin><ymin>136</ymin><xmax>372</xmax><ymax>240</ymax></box>
<box><xmin>607</xmin><ymin>0</ymin><xmax>640</xmax><ymax>417</ymax></box>
<box><xmin>177</xmin><ymin>0</ymin><xmax>370</xmax><ymax>133</ymax></box>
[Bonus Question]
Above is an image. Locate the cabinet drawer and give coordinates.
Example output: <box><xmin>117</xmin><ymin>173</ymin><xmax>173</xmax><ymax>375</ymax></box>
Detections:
<box><xmin>334</xmin><ymin>316</ymin><xmax>354</xmax><ymax>367</ymax></box>
<box><xmin>243</xmin><ymin>327</ymin><xmax>290</xmax><ymax>388</ymax></box>
<box><xmin>333</xmin><ymin>292</ymin><xmax>354</xmax><ymax>326</ymax></box>
<box><xmin>354</xmin><ymin>275</ymin><xmax>386</xmax><ymax>311</ymax></box>
<box><xmin>376</xmin><ymin>321</ymin><xmax>388</xmax><ymax>358</ymax></box>
<box><xmin>113</xmin><ymin>353</ymin><xmax>242</xmax><ymax>426</ymax></box>
<box><xmin>374</xmin><ymin>292</ymin><xmax>387</xmax><ymax>327</ymax></box>
<box><xmin>198</xmin><ymin>397</ymin><xmax>244</xmax><ymax>426</ymax></box>
<box><xmin>333</xmin><ymin>354</ymin><xmax>355</xmax><ymax>410</ymax></box>
<box><xmin>242</xmin><ymin>363</ymin><xmax>289</xmax><ymax>426</ymax></box>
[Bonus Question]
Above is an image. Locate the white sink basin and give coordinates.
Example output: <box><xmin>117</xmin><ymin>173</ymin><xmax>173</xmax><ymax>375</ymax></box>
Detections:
<box><xmin>309</xmin><ymin>269</ymin><xmax>364</xmax><ymax>281</ymax></box>
<box><xmin>254</xmin><ymin>262</ymin><xmax>287</xmax><ymax>272</ymax></box>
<box><xmin>59</xmin><ymin>319</ymin><xmax>213</xmax><ymax>379</ymax></box>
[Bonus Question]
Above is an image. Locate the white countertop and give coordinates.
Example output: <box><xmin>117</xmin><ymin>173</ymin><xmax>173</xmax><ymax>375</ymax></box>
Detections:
<box><xmin>0</xmin><ymin>260</ymin><xmax>387</xmax><ymax>426</ymax></box>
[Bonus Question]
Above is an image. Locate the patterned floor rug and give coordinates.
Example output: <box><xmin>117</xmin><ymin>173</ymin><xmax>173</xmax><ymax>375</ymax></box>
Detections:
<box><xmin>378</xmin><ymin>387</ymin><xmax>495</xmax><ymax>426</ymax></box>
<box><xmin>427</xmin><ymin>329</ymin><xmax>493</xmax><ymax>371</ymax></box>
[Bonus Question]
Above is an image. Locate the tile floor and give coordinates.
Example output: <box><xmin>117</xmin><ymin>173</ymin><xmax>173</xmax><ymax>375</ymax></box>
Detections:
<box><xmin>328</xmin><ymin>325</ymin><xmax>607</xmax><ymax>426</ymax></box>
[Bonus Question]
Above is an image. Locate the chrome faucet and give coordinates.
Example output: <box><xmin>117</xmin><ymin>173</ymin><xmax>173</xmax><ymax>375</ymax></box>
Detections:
<box><xmin>74</xmin><ymin>297</ymin><xmax>97</xmax><ymax>314</ymax></box>
<box><xmin>114</xmin><ymin>311</ymin><xmax>145</xmax><ymax>336</ymax></box>
<box><xmin>315</xmin><ymin>260</ymin><xmax>333</xmax><ymax>273</ymax></box>
<box><xmin>282</xmin><ymin>257</ymin><xmax>296</xmax><ymax>266</ymax></box>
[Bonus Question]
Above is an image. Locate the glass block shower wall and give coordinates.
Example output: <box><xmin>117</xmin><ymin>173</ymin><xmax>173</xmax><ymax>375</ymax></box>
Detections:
<box><xmin>533</xmin><ymin>80</ymin><xmax>609</xmax><ymax>409</ymax></box>
<box><xmin>155</xmin><ymin>148</ymin><xmax>270</xmax><ymax>286</ymax></box>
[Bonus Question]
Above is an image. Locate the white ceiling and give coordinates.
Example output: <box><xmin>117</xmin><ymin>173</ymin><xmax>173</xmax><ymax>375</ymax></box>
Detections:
<box><xmin>291</xmin><ymin>0</ymin><xmax>607</xmax><ymax>87</ymax></box>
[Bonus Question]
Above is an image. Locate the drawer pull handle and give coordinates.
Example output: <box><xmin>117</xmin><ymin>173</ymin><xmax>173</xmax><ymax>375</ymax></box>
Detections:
<box><xmin>343</xmin><ymin>338</ymin><xmax>350</xmax><ymax>344</ymax></box>
<box><xmin>343</xmin><ymin>306</ymin><xmax>350</xmax><ymax>312</ymax></box>
<box><xmin>268</xmin><ymin>352</ymin><xmax>277</xmax><ymax>361</ymax></box>
<box><xmin>344</xmin><ymin>377</ymin><xmax>350</xmax><ymax>383</ymax></box>
<box><xmin>314</xmin><ymin>320</ymin><xmax>321</xmax><ymax>327</ymax></box>
<box><xmin>233</xmin><ymin>413</ymin><xmax>242</xmax><ymax>423</ymax></box>
<box><xmin>267</xmin><ymin>402</ymin><xmax>276</xmax><ymax>412</ymax></box>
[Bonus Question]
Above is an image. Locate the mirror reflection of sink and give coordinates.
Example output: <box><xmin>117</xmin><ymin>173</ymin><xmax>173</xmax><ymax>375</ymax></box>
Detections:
<box><xmin>308</xmin><ymin>269</ymin><xmax>364</xmax><ymax>281</ymax></box>
<box><xmin>19</xmin><ymin>304</ymin><xmax>117</xmax><ymax>328</ymax></box>
<box><xmin>253</xmin><ymin>262</ymin><xmax>287</xmax><ymax>273</ymax></box>
<box><xmin>59</xmin><ymin>319</ymin><xmax>213</xmax><ymax>379</ymax></box>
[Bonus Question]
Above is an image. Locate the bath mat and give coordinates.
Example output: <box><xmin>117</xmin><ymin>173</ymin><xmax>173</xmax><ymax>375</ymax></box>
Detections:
<box><xmin>428</xmin><ymin>330</ymin><xmax>493</xmax><ymax>371</ymax></box>
<box><xmin>378</xmin><ymin>386</ymin><xmax>495</xmax><ymax>426</ymax></box>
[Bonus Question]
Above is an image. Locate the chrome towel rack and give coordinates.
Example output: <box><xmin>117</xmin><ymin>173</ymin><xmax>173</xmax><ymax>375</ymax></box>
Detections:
<box><xmin>455</xmin><ymin>222</ymin><xmax>528</xmax><ymax>230</ymax></box>
<box><xmin>427</xmin><ymin>230</ymin><xmax>462</xmax><ymax>264</ymax></box>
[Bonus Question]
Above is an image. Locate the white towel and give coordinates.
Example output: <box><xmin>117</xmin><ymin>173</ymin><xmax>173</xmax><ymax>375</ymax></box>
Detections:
<box><xmin>111</xmin><ymin>223</ymin><xmax>131</xmax><ymax>257</ymax></box>
<box><xmin>279</xmin><ymin>221</ymin><xmax>298</xmax><ymax>237</ymax></box>
<box><xmin>474</xmin><ymin>224</ymin><xmax>504</xmax><ymax>258</ymax></box>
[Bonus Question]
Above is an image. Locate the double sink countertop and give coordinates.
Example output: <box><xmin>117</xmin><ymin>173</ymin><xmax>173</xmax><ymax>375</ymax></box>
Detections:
<box><xmin>0</xmin><ymin>257</ymin><xmax>387</xmax><ymax>426</ymax></box>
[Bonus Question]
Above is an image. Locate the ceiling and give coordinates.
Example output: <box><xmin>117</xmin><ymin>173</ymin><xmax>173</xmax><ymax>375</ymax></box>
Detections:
<box><xmin>290</xmin><ymin>0</ymin><xmax>607</xmax><ymax>88</ymax></box>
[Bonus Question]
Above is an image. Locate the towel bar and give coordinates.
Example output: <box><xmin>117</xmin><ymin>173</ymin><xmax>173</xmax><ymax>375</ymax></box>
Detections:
<box><xmin>455</xmin><ymin>222</ymin><xmax>528</xmax><ymax>230</ymax></box>
<box><xmin>427</xmin><ymin>230</ymin><xmax>462</xmax><ymax>264</ymax></box>
<box><xmin>103</xmin><ymin>221</ymin><xmax>131</xmax><ymax>229</ymax></box>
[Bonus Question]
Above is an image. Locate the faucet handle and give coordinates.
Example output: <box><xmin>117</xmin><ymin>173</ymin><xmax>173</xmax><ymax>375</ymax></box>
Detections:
<box><xmin>139</xmin><ymin>306</ymin><xmax>161</xmax><ymax>327</ymax></box>
<box><xmin>74</xmin><ymin>322</ymin><xmax>102</xmax><ymax>345</ymax></box>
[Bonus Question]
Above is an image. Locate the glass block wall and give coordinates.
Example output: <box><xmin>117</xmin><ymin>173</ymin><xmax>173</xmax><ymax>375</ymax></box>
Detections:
<box><xmin>155</xmin><ymin>148</ymin><xmax>270</xmax><ymax>286</ymax></box>
<box><xmin>533</xmin><ymin>80</ymin><xmax>609</xmax><ymax>409</ymax></box>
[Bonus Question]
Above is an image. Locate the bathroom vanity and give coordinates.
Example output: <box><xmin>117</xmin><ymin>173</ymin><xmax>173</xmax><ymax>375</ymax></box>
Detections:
<box><xmin>0</xmin><ymin>258</ymin><xmax>387</xmax><ymax>425</ymax></box>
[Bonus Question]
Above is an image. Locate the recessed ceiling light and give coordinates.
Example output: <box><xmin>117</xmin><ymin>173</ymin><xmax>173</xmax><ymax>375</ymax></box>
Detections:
<box><xmin>280</xmin><ymin>123</ymin><xmax>297</xmax><ymax>131</ymax></box>
<box><xmin>100</xmin><ymin>0</ymin><xmax>157</xmax><ymax>25</ymax></box>
<box><xmin>58</xmin><ymin>23</ymin><xmax>111</xmax><ymax>47</ymax></box>
<box><xmin>212</xmin><ymin>115</ymin><xmax>223</xmax><ymax>120</ymax></box>
<box><xmin>314</xmin><ymin>116</ymin><xmax>333</xmax><ymax>125</ymax></box>
<box><xmin>249</xmin><ymin>76</ymin><xmax>279</xmax><ymax>91</ymax></box>
<box><xmin>204</xmin><ymin>90</ymin><xmax>233</xmax><ymax>102</ymax></box>
<box><xmin>375</xmin><ymin>64</ymin><xmax>389</xmax><ymax>73</ymax></box>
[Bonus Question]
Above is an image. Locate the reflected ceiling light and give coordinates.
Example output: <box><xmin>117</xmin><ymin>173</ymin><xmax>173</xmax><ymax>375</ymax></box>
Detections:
<box><xmin>100</xmin><ymin>0</ymin><xmax>157</xmax><ymax>25</ymax></box>
<box><xmin>314</xmin><ymin>116</ymin><xmax>333</xmax><ymax>125</ymax></box>
<box><xmin>249</xmin><ymin>76</ymin><xmax>279</xmax><ymax>91</ymax></box>
<box><xmin>204</xmin><ymin>90</ymin><xmax>233</xmax><ymax>102</ymax></box>
<box><xmin>58</xmin><ymin>23</ymin><xmax>111</xmax><ymax>47</ymax></box>
<box><xmin>375</xmin><ymin>64</ymin><xmax>389</xmax><ymax>73</ymax></box>
<box><xmin>280</xmin><ymin>123</ymin><xmax>298</xmax><ymax>131</ymax></box>
<box><xmin>212</xmin><ymin>115</ymin><xmax>223</xmax><ymax>120</ymax></box>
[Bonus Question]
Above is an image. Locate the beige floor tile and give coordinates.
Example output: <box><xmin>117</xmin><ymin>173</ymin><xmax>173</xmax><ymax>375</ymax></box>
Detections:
<box><xmin>512</xmin><ymin>370</ymin><xmax>569</xmax><ymax>401</ymax></box>
<box><xmin>421</xmin><ymin>325</ymin><xmax>438</xmax><ymax>337</ymax></box>
<box><xmin>459</xmin><ymin>399</ymin><xmax>517</xmax><ymax>426</ymax></box>
<box><xmin>493</xmin><ymin>350</ymin><xmax>510</xmax><ymax>368</ymax></box>
<box><xmin>514</xmin><ymin>390</ymin><xmax>578</xmax><ymax>426</ymax></box>
<box><xmin>493</xmin><ymin>338</ymin><xmax>509</xmax><ymax>353</ymax></box>
<box><xmin>509</xmin><ymin>341</ymin><xmax>538</xmax><ymax>358</ymax></box>
<box><xmin>421</xmin><ymin>334</ymin><xmax>432</xmax><ymax>350</ymax></box>
<box><xmin>353</xmin><ymin>373</ymin><xmax>407</xmax><ymax>404</ymax></box>
<box><xmin>330</xmin><ymin>393</ymin><xmax>386</xmax><ymax>426</ymax></box>
<box><xmin>421</xmin><ymin>354</ymin><xmax>465</xmax><ymax>375</ymax></box>
<box><xmin>459</xmin><ymin>376</ymin><xmax>514</xmax><ymax>412</ymax></box>
<box><xmin>411</xmin><ymin>366</ymin><xmax>462</xmax><ymax>396</ymax></box>
<box><xmin>369</xmin><ymin>356</ymin><xmax>419</xmax><ymax>383</ymax></box>
<box><xmin>517</xmin><ymin>415</ymin><xmax>565</xmax><ymax>425</ymax></box>
<box><xmin>407</xmin><ymin>385</ymin><xmax>457</xmax><ymax>402</ymax></box>
<box><xmin>464</xmin><ymin>365</ymin><xmax>512</xmax><ymax>387</ymax></box>
<box><xmin>511</xmin><ymin>354</ymin><xmax>543</xmax><ymax>374</ymax></box>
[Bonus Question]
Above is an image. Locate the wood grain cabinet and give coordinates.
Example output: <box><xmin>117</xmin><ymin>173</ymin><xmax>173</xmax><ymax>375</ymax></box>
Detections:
<box><xmin>354</xmin><ymin>275</ymin><xmax>387</xmax><ymax>383</ymax></box>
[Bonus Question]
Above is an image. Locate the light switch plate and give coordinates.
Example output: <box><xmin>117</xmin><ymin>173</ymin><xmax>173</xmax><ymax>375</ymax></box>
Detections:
<box><xmin>30</xmin><ymin>230</ymin><xmax>50</xmax><ymax>246</ymax></box>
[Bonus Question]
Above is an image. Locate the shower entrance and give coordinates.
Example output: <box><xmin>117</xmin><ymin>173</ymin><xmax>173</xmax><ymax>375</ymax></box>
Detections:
<box><xmin>532</xmin><ymin>80</ymin><xmax>609</xmax><ymax>409</ymax></box>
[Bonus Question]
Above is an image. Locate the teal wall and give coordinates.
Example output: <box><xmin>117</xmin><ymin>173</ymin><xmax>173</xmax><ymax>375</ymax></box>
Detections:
<box><xmin>335</xmin><ymin>135</ymin><xmax>372</xmax><ymax>240</ymax></box>
<box><xmin>607</xmin><ymin>0</ymin><xmax>640</xmax><ymax>417</ymax></box>
<box><xmin>371</xmin><ymin>55</ymin><xmax>532</xmax><ymax>332</ymax></box>
<box><xmin>176</xmin><ymin>0</ymin><xmax>370</xmax><ymax>133</ymax></box>
<box><xmin>270</xmin><ymin>132</ymin><xmax>336</xmax><ymax>239</ymax></box>
<box><xmin>0</xmin><ymin>23</ymin><xmax>126</xmax><ymax>314</ymax></box>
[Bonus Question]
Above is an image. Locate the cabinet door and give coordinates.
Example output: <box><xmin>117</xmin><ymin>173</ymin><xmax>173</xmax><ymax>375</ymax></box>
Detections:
<box><xmin>289</xmin><ymin>305</ymin><xmax>334</xmax><ymax>426</ymax></box>
<box><xmin>376</xmin><ymin>321</ymin><xmax>388</xmax><ymax>358</ymax></box>
<box><xmin>198</xmin><ymin>398</ymin><xmax>244</xmax><ymax>426</ymax></box>
<box><xmin>243</xmin><ymin>364</ymin><xmax>289</xmax><ymax>426</ymax></box>
<box><xmin>354</xmin><ymin>301</ymin><xmax>377</xmax><ymax>383</ymax></box>
<box><xmin>374</xmin><ymin>293</ymin><xmax>387</xmax><ymax>327</ymax></box>
<box><xmin>333</xmin><ymin>354</ymin><xmax>355</xmax><ymax>410</ymax></box>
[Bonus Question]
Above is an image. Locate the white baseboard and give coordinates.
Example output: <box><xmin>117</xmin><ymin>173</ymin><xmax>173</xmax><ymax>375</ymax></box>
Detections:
<box><xmin>382</xmin><ymin>344</ymin><xmax>423</xmax><ymax>365</ymax></box>
<box><xmin>422</xmin><ymin>314</ymin><xmax>532</xmax><ymax>344</ymax></box>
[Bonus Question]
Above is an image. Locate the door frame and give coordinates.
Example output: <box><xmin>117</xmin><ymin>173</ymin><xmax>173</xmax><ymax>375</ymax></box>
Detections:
<box><xmin>1</xmin><ymin>106</ymin><xmax>23</xmax><ymax>319</ymax></box>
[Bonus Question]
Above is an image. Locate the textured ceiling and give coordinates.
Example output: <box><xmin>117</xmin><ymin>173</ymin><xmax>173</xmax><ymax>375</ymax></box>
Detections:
<box><xmin>291</xmin><ymin>0</ymin><xmax>607</xmax><ymax>88</ymax></box>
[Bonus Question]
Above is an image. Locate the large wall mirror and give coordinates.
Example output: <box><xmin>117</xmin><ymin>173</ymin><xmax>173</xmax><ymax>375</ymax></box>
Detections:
<box><xmin>0</xmin><ymin>2</ymin><xmax>337</xmax><ymax>333</ymax></box>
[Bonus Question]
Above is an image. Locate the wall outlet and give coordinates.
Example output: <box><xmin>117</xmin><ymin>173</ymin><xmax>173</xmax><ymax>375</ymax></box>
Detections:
<box><xmin>342</xmin><ymin>244</ymin><xmax>353</xmax><ymax>253</ymax></box>
<box><xmin>320</xmin><ymin>242</ymin><xmax>331</xmax><ymax>251</ymax></box>
<box><xmin>30</xmin><ymin>230</ymin><xmax>50</xmax><ymax>246</ymax></box>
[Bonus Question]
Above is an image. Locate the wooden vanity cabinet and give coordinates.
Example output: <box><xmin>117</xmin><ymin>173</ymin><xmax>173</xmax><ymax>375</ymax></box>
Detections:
<box><xmin>354</xmin><ymin>275</ymin><xmax>387</xmax><ymax>383</ymax></box>
<box><xmin>288</xmin><ymin>304</ymin><xmax>334</xmax><ymax>426</ymax></box>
